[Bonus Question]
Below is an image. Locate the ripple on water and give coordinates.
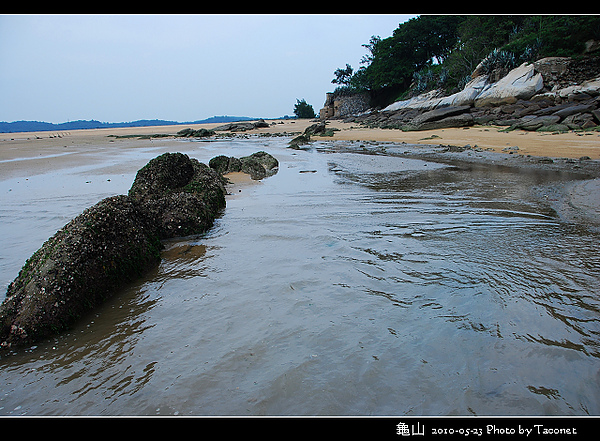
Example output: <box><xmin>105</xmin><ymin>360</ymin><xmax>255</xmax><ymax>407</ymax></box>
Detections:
<box><xmin>1</xmin><ymin>138</ymin><xmax>599</xmax><ymax>416</ymax></box>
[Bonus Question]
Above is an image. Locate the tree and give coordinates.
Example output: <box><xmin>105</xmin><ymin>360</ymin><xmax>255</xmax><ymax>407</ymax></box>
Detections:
<box><xmin>332</xmin><ymin>63</ymin><xmax>354</xmax><ymax>86</ymax></box>
<box><xmin>334</xmin><ymin>15</ymin><xmax>600</xmax><ymax>108</ymax></box>
<box><xmin>293</xmin><ymin>99</ymin><xmax>315</xmax><ymax>119</ymax></box>
<box><xmin>347</xmin><ymin>15</ymin><xmax>463</xmax><ymax>105</ymax></box>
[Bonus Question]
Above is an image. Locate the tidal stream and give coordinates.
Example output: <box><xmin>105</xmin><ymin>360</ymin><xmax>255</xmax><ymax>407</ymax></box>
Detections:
<box><xmin>1</xmin><ymin>136</ymin><xmax>599</xmax><ymax>415</ymax></box>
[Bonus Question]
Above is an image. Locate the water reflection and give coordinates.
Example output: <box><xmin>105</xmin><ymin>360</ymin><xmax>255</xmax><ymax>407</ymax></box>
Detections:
<box><xmin>1</xmin><ymin>138</ymin><xmax>599</xmax><ymax>416</ymax></box>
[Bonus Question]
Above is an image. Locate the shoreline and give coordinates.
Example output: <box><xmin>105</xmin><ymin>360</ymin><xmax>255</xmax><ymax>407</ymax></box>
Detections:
<box><xmin>2</xmin><ymin>118</ymin><xmax>600</xmax><ymax>161</ymax></box>
<box><xmin>2</xmin><ymin>118</ymin><xmax>598</xmax><ymax>230</ymax></box>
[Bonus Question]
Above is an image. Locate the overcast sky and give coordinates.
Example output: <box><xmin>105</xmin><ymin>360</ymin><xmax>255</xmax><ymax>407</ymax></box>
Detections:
<box><xmin>0</xmin><ymin>14</ymin><xmax>417</xmax><ymax>124</ymax></box>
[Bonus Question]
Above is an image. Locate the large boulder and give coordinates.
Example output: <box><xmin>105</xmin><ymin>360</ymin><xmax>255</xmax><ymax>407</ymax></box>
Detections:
<box><xmin>474</xmin><ymin>63</ymin><xmax>544</xmax><ymax>107</ymax></box>
<box><xmin>129</xmin><ymin>153</ymin><xmax>227</xmax><ymax>238</ymax></box>
<box><xmin>382</xmin><ymin>89</ymin><xmax>445</xmax><ymax>112</ymax></box>
<box><xmin>0</xmin><ymin>196</ymin><xmax>162</xmax><ymax>349</ymax></box>
<box><xmin>209</xmin><ymin>151</ymin><xmax>279</xmax><ymax>180</ymax></box>
<box><xmin>209</xmin><ymin>155</ymin><xmax>242</xmax><ymax>175</ymax></box>
<box><xmin>436</xmin><ymin>76</ymin><xmax>490</xmax><ymax>108</ymax></box>
<box><xmin>1</xmin><ymin>152</ymin><xmax>229</xmax><ymax>350</ymax></box>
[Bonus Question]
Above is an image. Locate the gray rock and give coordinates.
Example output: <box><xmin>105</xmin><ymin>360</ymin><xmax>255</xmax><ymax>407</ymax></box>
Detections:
<box><xmin>474</xmin><ymin>63</ymin><xmax>544</xmax><ymax>107</ymax></box>
<box><xmin>213</xmin><ymin>119</ymin><xmax>269</xmax><ymax>132</ymax></box>
<box><xmin>403</xmin><ymin>113</ymin><xmax>474</xmax><ymax>131</ymax></box>
<box><xmin>516</xmin><ymin>115</ymin><xmax>561</xmax><ymax>131</ymax></box>
<box><xmin>410</xmin><ymin>105</ymin><xmax>472</xmax><ymax>125</ymax></box>
<box><xmin>1</xmin><ymin>152</ymin><xmax>228</xmax><ymax>350</ymax></box>
<box><xmin>552</xmin><ymin>104</ymin><xmax>596</xmax><ymax>119</ymax></box>
<box><xmin>536</xmin><ymin>123</ymin><xmax>571</xmax><ymax>132</ymax></box>
<box><xmin>210</xmin><ymin>151</ymin><xmax>279</xmax><ymax>180</ymax></box>
<box><xmin>176</xmin><ymin>127</ymin><xmax>215</xmax><ymax>138</ymax></box>
<box><xmin>0</xmin><ymin>196</ymin><xmax>163</xmax><ymax>350</ymax></box>
<box><xmin>304</xmin><ymin>122</ymin><xmax>327</xmax><ymax>135</ymax></box>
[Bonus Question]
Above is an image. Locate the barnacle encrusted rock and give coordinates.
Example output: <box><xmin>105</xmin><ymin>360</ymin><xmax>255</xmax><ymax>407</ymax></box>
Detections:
<box><xmin>209</xmin><ymin>151</ymin><xmax>279</xmax><ymax>180</ymax></box>
<box><xmin>0</xmin><ymin>196</ymin><xmax>162</xmax><ymax>349</ymax></box>
<box><xmin>129</xmin><ymin>153</ymin><xmax>227</xmax><ymax>238</ymax></box>
<box><xmin>0</xmin><ymin>152</ymin><xmax>229</xmax><ymax>350</ymax></box>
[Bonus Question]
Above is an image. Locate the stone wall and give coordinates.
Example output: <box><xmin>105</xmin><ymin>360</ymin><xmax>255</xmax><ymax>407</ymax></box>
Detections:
<box><xmin>320</xmin><ymin>92</ymin><xmax>370</xmax><ymax>119</ymax></box>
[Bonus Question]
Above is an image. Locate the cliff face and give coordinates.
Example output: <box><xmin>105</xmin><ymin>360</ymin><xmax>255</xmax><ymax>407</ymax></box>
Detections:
<box><xmin>328</xmin><ymin>56</ymin><xmax>600</xmax><ymax>132</ymax></box>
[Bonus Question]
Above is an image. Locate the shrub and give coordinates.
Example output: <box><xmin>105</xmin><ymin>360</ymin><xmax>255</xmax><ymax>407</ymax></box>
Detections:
<box><xmin>293</xmin><ymin>99</ymin><xmax>316</xmax><ymax>119</ymax></box>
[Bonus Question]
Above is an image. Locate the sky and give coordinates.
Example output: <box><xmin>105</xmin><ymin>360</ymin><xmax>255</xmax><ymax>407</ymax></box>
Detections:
<box><xmin>0</xmin><ymin>14</ymin><xmax>417</xmax><ymax>124</ymax></box>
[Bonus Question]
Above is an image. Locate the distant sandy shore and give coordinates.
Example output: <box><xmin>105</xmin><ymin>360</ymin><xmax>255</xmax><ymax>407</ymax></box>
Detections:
<box><xmin>1</xmin><ymin>118</ymin><xmax>598</xmax><ymax>229</ymax></box>
<box><xmin>2</xmin><ymin>119</ymin><xmax>599</xmax><ymax>163</ymax></box>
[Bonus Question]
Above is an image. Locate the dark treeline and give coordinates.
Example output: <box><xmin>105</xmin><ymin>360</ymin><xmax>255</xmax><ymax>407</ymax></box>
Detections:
<box><xmin>332</xmin><ymin>15</ymin><xmax>600</xmax><ymax>108</ymax></box>
<box><xmin>0</xmin><ymin>116</ymin><xmax>257</xmax><ymax>134</ymax></box>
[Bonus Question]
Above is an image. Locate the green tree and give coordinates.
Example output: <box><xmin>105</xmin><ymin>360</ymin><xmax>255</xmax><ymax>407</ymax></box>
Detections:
<box><xmin>354</xmin><ymin>15</ymin><xmax>463</xmax><ymax>104</ymax></box>
<box><xmin>332</xmin><ymin>63</ymin><xmax>354</xmax><ymax>86</ymax></box>
<box><xmin>293</xmin><ymin>99</ymin><xmax>315</xmax><ymax>119</ymax></box>
<box><xmin>334</xmin><ymin>15</ymin><xmax>600</xmax><ymax>108</ymax></box>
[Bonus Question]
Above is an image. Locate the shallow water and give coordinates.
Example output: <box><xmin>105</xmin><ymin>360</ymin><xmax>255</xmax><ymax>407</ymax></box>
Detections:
<box><xmin>1</xmin><ymin>136</ymin><xmax>599</xmax><ymax>416</ymax></box>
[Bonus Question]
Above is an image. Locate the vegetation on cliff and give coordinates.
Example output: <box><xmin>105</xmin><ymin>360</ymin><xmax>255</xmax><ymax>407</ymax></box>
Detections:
<box><xmin>333</xmin><ymin>15</ymin><xmax>600</xmax><ymax>108</ymax></box>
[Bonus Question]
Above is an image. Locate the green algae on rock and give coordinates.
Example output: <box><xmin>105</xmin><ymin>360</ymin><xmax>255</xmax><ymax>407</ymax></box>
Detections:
<box><xmin>0</xmin><ymin>196</ymin><xmax>162</xmax><ymax>349</ymax></box>
<box><xmin>129</xmin><ymin>153</ymin><xmax>227</xmax><ymax>238</ymax></box>
<box><xmin>209</xmin><ymin>151</ymin><xmax>279</xmax><ymax>180</ymax></box>
<box><xmin>0</xmin><ymin>152</ymin><xmax>228</xmax><ymax>350</ymax></box>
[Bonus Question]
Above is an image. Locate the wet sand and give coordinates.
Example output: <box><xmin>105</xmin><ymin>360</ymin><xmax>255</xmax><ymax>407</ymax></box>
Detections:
<box><xmin>223</xmin><ymin>171</ymin><xmax>263</xmax><ymax>196</ymax></box>
<box><xmin>2</xmin><ymin>119</ymin><xmax>600</xmax><ymax>165</ymax></box>
<box><xmin>2</xmin><ymin>119</ymin><xmax>598</xmax><ymax>228</ymax></box>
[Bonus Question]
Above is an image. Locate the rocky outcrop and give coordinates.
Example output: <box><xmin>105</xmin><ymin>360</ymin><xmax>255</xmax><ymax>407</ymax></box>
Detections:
<box><xmin>176</xmin><ymin>127</ymin><xmax>215</xmax><ymax>138</ymax></box>
<box><xmin>319</xmin><ymin>92</ymin><xmax>370</xmax><ymax>119</ymax></box>
<box><xmin>128</xmin><ymin>153</ymin><xmax>227</xmax><ymax>239</ymax></box>
<box><xmin>473</xmin><ymin>62</ymin><xmax>544</xmax><ymax>107</ymax></box>
<box><xmin>288</xmin><ymin>121</ymin><xmax>338</xmax><ymax>148</ymax></box>
<box><xmin>0</xmin><ymin>196</ymin><xmax>163</xmax><ymax>350</ymax></box>
<box><xmin>209</xmin><ymin>151</ymin><xmax>279</xmax><ymax>180</ymax></box>
<box><xmin>401</xmin><ymin>105</ymin><xmax>473</xmax><ymax>131</ymax></box>
<box><xmin>341</xmin><ymin>56</ymin><xmax>600</xmax><ymax>133</ymax></box>
<box><xmin>0</xmin><ymin>152</ymin><xmax>234</xmax><ymax>350</ymax></box>
<box><xmin>383</xmin><ymin>63</ymin><xmax>544</xmax><ymax>113</ymax></box>
<box><xmin>213</xmin><ymin>119</ymin><xmax>270</xmax><ymax>132</ymax></box>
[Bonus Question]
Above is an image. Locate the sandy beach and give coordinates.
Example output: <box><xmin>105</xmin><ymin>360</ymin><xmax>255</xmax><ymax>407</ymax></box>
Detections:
<box><xmin>1</xmin><ymin>118</ymin><xmax>599</xmax><ymax>192</ymax></box>
<box><xmin>2</xmin><ymin>119</ymin><xmax>598</xmax><ymax>228</ymax></box>
<box><xmin>2</xmin><ymin>119</ymin><xmax>599</xmax><ymax>166</ymax></box>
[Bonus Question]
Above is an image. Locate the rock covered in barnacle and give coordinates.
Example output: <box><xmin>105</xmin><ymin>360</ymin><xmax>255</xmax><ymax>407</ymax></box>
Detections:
<box><xmin>0</xmin><ymin>152</ymin><xmax>227</xmax><ymax>350</ymax></box>
<box><xmin>209</xmin><ymin>151</ymin><xmax>279</xmax><ymax>180</ymax></box>
<box><xmin>129</xmin><ymin>153</ymin><xmax>226</xmax><ymax>238</ymax></box>
<box><xmin>0</xmin><ymin>195</ymin><xmax>163</xmax><ymax>349</ymax></box>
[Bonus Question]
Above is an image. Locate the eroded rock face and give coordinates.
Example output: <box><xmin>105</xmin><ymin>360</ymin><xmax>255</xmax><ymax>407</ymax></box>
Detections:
<box><xmin>354</xmin><ymin>56</ymin><xmax>600</xmax><ymax>132</ymax></box>
<box><xmin>474</xmin><ymin>63</ymin><xmax>544</xmax><ymax>107</ymax></box>
<box><xmin>0</xmin><ymin>152</ymin><xmax>229</xmax><ymax>350</ymax></box>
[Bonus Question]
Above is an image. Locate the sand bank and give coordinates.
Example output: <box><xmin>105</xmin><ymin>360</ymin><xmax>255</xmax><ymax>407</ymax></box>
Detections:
<box><xmin>1</xmin><ymin>118</ymin><xmax>599</xmax><ymax>232</ymax></box>
<box><xmin>319</xmin><ymin>121</ymin><xmax>600</xmax><ymax>160</ymax></box>
<box><xmin>2</xmin><ymin>119</ymin><xmax>599</xmax><ymax>162</ymax></box>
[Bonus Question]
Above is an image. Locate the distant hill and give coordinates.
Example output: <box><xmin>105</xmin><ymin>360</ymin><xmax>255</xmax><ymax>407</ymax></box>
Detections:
<box><xmin>0</xmin><ymin>116</ymin><xmax>258</xmax><ymax>134</ymax></box>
